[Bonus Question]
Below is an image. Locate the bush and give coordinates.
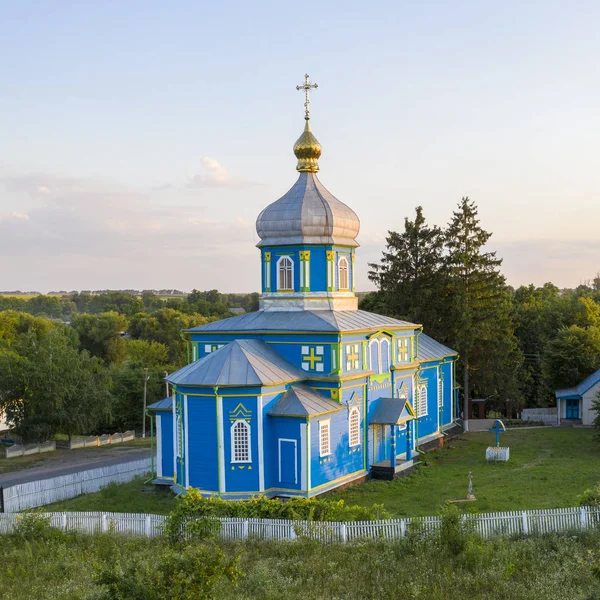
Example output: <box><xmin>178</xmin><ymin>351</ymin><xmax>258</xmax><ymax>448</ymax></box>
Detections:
<box><xmin>12</xmin><ymin>511</ymin><xmax>64</xmax><ymax>542</ymax></box>
<box><xmin>165</xmin><ymin>488</ymin><xmax>390</xmax><ymax>541</ymax></box>
<box><xmin>577</xmin><ymin>485</ymin><xmax>600</xmax><ymax>507</ymax></box>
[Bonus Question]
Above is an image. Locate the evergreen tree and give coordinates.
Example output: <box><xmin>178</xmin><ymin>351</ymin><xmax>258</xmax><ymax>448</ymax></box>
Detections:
<box><xmin>445</xmin><ymin>197</ymin><xmax>522</xmax><ymax>425</ymax></box>
<box><xmin>368</xmin><ymin>206</ymin><xmax>446</xmax><ymax>337</ymax></box>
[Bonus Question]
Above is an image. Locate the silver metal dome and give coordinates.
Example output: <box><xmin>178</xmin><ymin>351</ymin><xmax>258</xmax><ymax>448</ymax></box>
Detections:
<box><xmin>256</xmin><ymin>172</ymin><xmax>360</xmax><ymax>247</ymax></box>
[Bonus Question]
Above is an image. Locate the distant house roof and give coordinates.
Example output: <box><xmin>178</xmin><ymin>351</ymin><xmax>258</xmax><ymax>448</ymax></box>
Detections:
<box><xmin>268</xmin><ymin>385</ymin><xmax>343</xmax><ymax>418</ymax></box>
<box><xmin>147</xmin><ymin>397</ymin><xmax>172</xmax><ymax>412</ymax></box>
<box><xmin>166</xmin><ymin>339</ymin><xmax>305</xmax><ymax>387</ymax></box>
<box><xmin>186</xmin><ymin>310</ymin><xmax>417</xmax><ymax>334</ymax></box>
<box><xmin>369</xmin><ymin>397</ymin><xmax>415</xmax><ymax>425</ymax></box>
<box><xmin>555</xmin><ymin>369</ymin><xmax>600</xmax><ymax>399</ymax></box>
<box><xmin>417</xmin><ymin>334</ymin><xmax>457</xmax><ymax>361</ymax></box>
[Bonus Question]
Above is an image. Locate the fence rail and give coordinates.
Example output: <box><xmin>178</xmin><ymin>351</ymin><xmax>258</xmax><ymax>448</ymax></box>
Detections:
<box><xmin>2</xmin><ymin>458</ymin><xmax>152</xmax><ymax>512</ymax></box>
<box><xmin>1</xmin><ymin>506</ymin><xmax>599</xmax><ymax>542</ymax></box>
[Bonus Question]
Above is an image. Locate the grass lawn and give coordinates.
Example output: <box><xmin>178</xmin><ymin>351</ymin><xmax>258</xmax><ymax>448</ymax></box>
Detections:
<box><xmin>327</xmin><ymin>427</ymin><xmax>600</xmax><ymax>516</ymax></box>
<box><xmin>45</xmin><ymin>476</ymin><xmax>177</xmax><ymax>514</ymax></box>
<box><xmin>40</xmin><ymin>428</ymin><xmax>600</xmax><ymax>517</ymax></box>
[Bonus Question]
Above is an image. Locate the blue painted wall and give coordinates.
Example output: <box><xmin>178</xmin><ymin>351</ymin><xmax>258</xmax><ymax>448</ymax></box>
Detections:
<box><xmin>222</xmin><ymin>396</ymin><xmax>260</xmax><ymax>493</ymax></box>
<box><xmin>186</xmin><ymin>396</ymin><xmax>219</xmax><ymax>492</ymax></box>
<box><xmin>158</xmin><ymin>411</ymin><xmax>174</xmax><ymax>478</ymax></box>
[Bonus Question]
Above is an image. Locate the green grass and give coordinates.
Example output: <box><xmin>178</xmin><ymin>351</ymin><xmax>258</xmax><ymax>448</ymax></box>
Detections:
<box><xmin>41</xmin><ymin>428</ymin><xmax>600</xmax><ymax>517</ymax></box>
<box><xmin>3</xmin><ymin>523</ymin><xmax>600</xmax><ymax>599</ymax></box>
<box><xmin>326</xmin><ymin>427</ymin><xmax>600</xmax><ymax>516</ymax></box>
<box><xmin>45</xmin><ymin>476</ymin><xmax>176</xmax><ymax>514</ymax></box>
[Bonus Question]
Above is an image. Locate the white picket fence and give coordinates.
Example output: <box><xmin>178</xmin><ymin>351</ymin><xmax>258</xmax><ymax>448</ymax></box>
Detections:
<box><xmin>1</xmin><ymin>506</ymin><xmax>599</xmax><ymax>542</ymax></box>
<box><xmin>2</xmin><ymin>458</ymin><xmax>152</xmax><ymax>512</ymax></box>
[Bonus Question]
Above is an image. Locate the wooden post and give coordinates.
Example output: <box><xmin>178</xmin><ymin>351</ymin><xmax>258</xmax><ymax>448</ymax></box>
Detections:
<box><xmin>145</xmin><ymin>515</ymin><xmax>152</xmax><ymax>537</ymax></box>
<box><xmin>61</xmin><ymin>513</ymin><xmax>67</xmax><ymax>531</ymax></box>
<box><xmin>242</xmin><ymin>519</ymin><xmax>249</xmax><ymax>539</ymax></box>
<box><xmin>522</xmin><ymin>511</ymin><xmax>529</xmax><ymax>535</ymax></box>
<box><xmin>580</xmin><ymin>507</ymin><xmax>587</xmax><ymax>529</ymax></box>
<box><xmin>340</xmin><ymin>522</ymin><xmax>347</xmax><ymax>543</ymax></box>
<box><xmin>102</xmin><ymin>513</ymin><xmax>108</xmax><ymax>533</ymax></box>
<box><xmin>400</xmin><ymin>519</ymin><xmax>406</xmax><ymax>537</ymax></box>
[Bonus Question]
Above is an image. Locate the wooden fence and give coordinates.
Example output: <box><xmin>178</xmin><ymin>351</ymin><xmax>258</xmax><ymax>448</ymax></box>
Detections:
<box><xmin>2</xmin><ymin>458</ymin><xmax>152</xmax><ymax>512</ymax></box>
<box><xmin>1</xmin><ymin>506</ymin><xmax>599</xmax><ymax>542</ymax></box>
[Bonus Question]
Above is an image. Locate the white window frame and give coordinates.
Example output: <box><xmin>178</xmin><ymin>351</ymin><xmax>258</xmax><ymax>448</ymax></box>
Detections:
<box><xmin>380</xmin><ymin>338</ymin><xmax>390</xmax><ymax>373</ymax></box>
<box><xmin>345</xmin><ymin>343</ymin><xmax>360</xmax><ymax>371</ymax></box>
<box><xmin>319</xmin><ymin>419</ymin><xmax>331</xmax><ymax>457</ymax></box>
<box><xmin>276</xmin><ymin>255</ymin><xmax>294</xmax><ymax>291</ymax></box>
<box><xmin>369</xmin><ymin>337</ymin><xmax>391</xmax><ymax>374</ymax></box>
<box><xmin>349</xmin><ymin>407</ymin><xmax>360</xmax><ymax>447</ymax></box>
<box><xmin>231</xmin><ymin>419</ymin><xmax>252</xmax><ymax>463</ymax></box>
<box><xmin>338</xmin><ymin>256</ymin><xmax>349</xmax><ymax>290</ymax></box>
<box><xmin>416</xmin><ymin>384</ymin><xmax>428</xmax><ymax>417</ymax></box>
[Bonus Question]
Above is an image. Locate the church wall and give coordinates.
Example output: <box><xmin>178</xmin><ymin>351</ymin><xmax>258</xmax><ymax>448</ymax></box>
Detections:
<box><xmin>222</xmin><ymin>395</ymin><xmax>260</xmax><ymax>493</ymax></box>
<box><xmin>309</xmin><ymin>409</ymin><xmax>364</xmax><ymax>491</ymax></box>
<box><xmin>266</xmin><ymin>417</ymin><xmax>304</xmax><ymax>492</ymax></box>
<box><xmin>415</xmin><ymin>365</ymin><xmax>439</xmax><ymax>440</ymax></box>
<box><xmin>157</xmin><ymin>412</ymin><xmax>174</xmax><ymax>479</ymax></box>
<box><xmin>186</xmin><ymin>396</ymin><xmax>219</xmax><ymax>492</ymax></box>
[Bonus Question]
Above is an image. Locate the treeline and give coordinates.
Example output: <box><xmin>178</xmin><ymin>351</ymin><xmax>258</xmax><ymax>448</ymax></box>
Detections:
<box><xmin>0</xmin><ymin>289</ymin><xmax>260</xmax><ymax>320</ymax></box>
<box><xmin>0</xmin><ymin>290</ymin><xmax>258</xmax><ymax>443</ymax></box>
<box><xmin>364</xmin><ymin>198</ymin><xmax>600</xmax><ymax>416</ymax></box>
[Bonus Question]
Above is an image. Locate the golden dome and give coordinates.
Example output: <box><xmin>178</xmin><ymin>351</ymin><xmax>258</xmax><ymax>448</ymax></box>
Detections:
<box><xmin>293</xmin><ymin>119</ymin><xmax>322</xmax><ymax>173</ymax></box>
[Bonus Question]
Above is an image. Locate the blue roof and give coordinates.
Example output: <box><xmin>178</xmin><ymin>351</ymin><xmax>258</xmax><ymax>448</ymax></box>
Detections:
<box><xmin>268</xmin><ymin>385</ymin><xmax>343</xmax><ymax>418</ymax></box>
<box><xmin>147</xmin><ymin>397</ymin><xmax>172</xmax><ymax>411</ymax></box>
<box><xmin>555</xmin><ymin>369</ymin><xmax>600</xmax><ymax>399</ymax></box>
<box><xmin>186</xmin><ymin>310</ymin><xmax>417</xmax><ymax>334</ymax></box>
<box><xmin>166</xmin><ymin>339</ymin><xmax>305</xmax><ymax>388</ymax></box>
<box><xmin>417</xmin><ymin>333</ymin><xmax>457</xmax><ymax>361</ymax></box>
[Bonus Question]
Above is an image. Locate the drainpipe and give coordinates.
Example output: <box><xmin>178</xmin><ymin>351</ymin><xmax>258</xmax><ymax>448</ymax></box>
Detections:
<box><xmin>180</xmin><ymin>332</ymin><xmax>191</xmax><ymax>364</ymax></box>
<box><xmin>214</xmin><ymin>385</ymin><xmax>221</xmax><ymax>497</ymax></box>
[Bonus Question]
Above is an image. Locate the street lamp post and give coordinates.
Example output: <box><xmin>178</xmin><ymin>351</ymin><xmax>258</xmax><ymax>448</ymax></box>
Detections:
<box><xmin>142</xmin><ymin>368</ymin><xmax>149</xmax><ymax>438</ymax></box>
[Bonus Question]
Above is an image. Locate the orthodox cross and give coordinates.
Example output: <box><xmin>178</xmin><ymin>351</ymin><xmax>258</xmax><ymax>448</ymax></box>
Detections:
<box><xmin>305</xmin><ymin>347</ymin><xmax>322</xmax><ymax>370</ymax></box>
<box><xmin>488</xmin><ymin>419</ymin><xmax>506</xmax><ymax>447</ymax></box>
<box><xmin>296</xmin><ymin>73</ymin><xmax>318</xmax><ymax>119</ymax></box>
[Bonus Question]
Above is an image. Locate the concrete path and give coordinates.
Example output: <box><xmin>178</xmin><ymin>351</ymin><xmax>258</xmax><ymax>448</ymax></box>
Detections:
<box><xmin>0</xmin><ymin>446</ymin><xmax>152</xmax><ymax>488</ymax></box>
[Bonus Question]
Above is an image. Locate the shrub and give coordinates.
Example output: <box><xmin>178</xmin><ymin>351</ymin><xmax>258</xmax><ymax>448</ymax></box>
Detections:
<box><xmin>165</xmin><ymin>488</ymin><xmax>390</xmax><ymax>541</ymax></box>
<box><xmin>577</xmin><ymin>485</ymin><xmax>600</xmax><ymax>507</ymax></box>
<box><xmin>12</xmin><ymin>511</ymin><xmax>64</xmax><ymax>542</ymax></box>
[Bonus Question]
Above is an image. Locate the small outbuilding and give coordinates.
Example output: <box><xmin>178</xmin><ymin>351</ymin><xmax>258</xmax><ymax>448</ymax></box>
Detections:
<box><xmin>555</xmin><ymin>369</ymin><xmax>600</xmax><ymax>425</ymax></box>
<box><xmin>147</xmin><ymin>397</ymin><xmax>174</xmax><ymax>483</ymax></box>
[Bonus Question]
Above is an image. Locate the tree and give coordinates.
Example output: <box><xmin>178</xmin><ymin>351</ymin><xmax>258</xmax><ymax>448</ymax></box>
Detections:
<box><xmin>368</xmin><ymin>206</ymin><xmax>447</xmax><ymax>337</ymax></box>
<box><xmin>1</xmin><ymin>327</ymin><xmax>113</xmax><ymax>442</ymax></box>
<box><xmin>125</xmin><ymin>339</ymin><xmax>169</xmax><ymax>367</ymax></box>
<box><xmin>543</xmin><ymin>325</ymin><xmax>600</xmax><ymax>390</ymax></box>
<box><xmin>445</xmin><ymin>197</ymin><xmax>522</xmax><ymax>426</ymax></box>
<box><xmin>71</xmin><ymin>311</ymin><xmax>128</xmax><ymax>366</ymax></box>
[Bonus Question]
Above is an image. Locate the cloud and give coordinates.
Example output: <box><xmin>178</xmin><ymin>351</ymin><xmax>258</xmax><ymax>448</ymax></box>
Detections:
<box><xmin>0</xmin><ymin>169</ymin><xmax>260</xmax><ymax>291</ymax></box>
<box><xmin>186</xmin><ymin>156</ymin><xmax>253</xmax><ymax>189</ymax></box>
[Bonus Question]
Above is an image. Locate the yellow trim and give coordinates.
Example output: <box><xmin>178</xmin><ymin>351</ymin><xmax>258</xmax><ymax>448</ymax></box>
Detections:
<box><xmin>183</xmin><ymin>389</ymin><xmax>283</xmax><ymax>398</ymax></box>
<box><xmin>188</xmin><ymin>326</ymin><xmax>416</xmax><ymax>335</ymax></box>
<box><xmin>310</xmin><ymin>468</ymin><xmax>367</xmax><ymax>492</ymax></box>
<box><xmin>391</xmin><ymin>362</ymin><xmax>420</xmax><ymax>371</ymax></box>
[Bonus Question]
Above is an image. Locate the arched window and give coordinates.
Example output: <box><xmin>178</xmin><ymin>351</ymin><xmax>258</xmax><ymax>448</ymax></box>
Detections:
<box><xmin>380</xmin><ymin>338</ymin><xmax>390</xmax><ymax>373</ymax></box>
<box><xmin>369</xmin><ymin>339</ymin><xmax>380</xmax><ymax>374</ymax></box>
<box><xmin>416</xmin><ymin>385</ymin><xmax>428</xmax><ymax>418</ymax></box>
<box><xmin>349</xmin><ymin>407</ymin><xmax>360</xmax><ymax>447</ymax></box>
<box><xmin>231</xmin><ymin>420</ymin><xmax>251</xmax><ymax>463</ymax></box>
<box><xmin>338</xmin><ymin>256</ymin><xmax>349</xmax><ymax>290</ymax></box>
<box><xmin>277</xmin><ymin>256</ymin><xmax>294</xmax><ymax>291</ymax></box>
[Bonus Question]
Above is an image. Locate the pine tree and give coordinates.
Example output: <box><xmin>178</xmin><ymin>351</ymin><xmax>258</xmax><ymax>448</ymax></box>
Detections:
<box><xmin>368</xmin><ymin>206</ymin><xmax>446</xmax><ymax>337</ymax></box>
<box><xmin>445</xmin><ymin>197</ymin><xmax>522</xmax><ymax>426</ymax></box>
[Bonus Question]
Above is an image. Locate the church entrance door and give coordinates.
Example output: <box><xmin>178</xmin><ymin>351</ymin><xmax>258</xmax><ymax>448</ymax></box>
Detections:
<box><xmin>278</xmin><ymin>439</ymin><xmax>298</xmax><ymax>487</ymax></box>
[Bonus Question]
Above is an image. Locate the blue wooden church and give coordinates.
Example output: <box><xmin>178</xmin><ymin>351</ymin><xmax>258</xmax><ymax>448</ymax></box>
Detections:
<box><xmin>149</xmin><ymin>76</ymin><xmax>458</xmax><ymax>499</ymax></box>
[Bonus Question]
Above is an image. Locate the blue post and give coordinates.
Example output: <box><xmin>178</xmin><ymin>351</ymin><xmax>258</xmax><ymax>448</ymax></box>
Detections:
<box><xmin>406</xmin><ymin>421</ymin><xmax>412</xmax><ymax>461</ymax></box>
<box><xmin>390</xmin><ymin>425</ymin><xmax>396</xmax><ymax>469</ymax></box>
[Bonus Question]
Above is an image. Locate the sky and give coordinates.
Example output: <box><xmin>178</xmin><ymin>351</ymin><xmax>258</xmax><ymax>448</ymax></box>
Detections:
<box><xmin>0</xmin><ymin>0</ymin><xmax>598</xmax><ymax>293</ymax></box>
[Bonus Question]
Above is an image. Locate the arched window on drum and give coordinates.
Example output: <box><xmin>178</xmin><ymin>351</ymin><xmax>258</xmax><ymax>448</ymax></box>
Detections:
<box><xmin>277</xmin><ymin>256</ymin><xmax>294</xmax><ymax>291</ymax></box>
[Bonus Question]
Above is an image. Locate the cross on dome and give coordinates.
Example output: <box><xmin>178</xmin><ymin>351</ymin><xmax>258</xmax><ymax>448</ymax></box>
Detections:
<box><xmin>296</xmin><ymin>73</ymin><xmax>318</xmax><ymax>120</ymax></box>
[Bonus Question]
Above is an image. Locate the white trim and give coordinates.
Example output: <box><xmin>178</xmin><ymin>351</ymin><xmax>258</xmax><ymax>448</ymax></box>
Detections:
<box><xmin>368</xmin><ymin>338</ymin><xmax>380</xmax><ymax>374</ymax></box>
<box><xmin>276</xmin><ymin>255</ymin><xmax>294</xmax><ymax>291</ymax></box>
<box><xmin>349</xmin><ymin>406</ymin><xmax>360</xmax><ymax>447</ymax></box>
<box><xmin>338</xmin><ymin>256</ymin><xmax>349</xmax><ymax>290</ymax></box>
<box><xmin>156</xmin><ymin>414</ymin><xmax>163</xmax><ymax>478</ymax></box>
<box><xmin>417</xmin><ymin>384</ymin><xmax>428</xmax><ymax>418</ymax></box>
<box><xmin>306</xmin><ymin>421</ymin><xmax>311</xmax><ymax>490</ymax></box>
<box><xmin>257</xmin><ymin>396</ymin><xmax>264</xmax><ymax>491</ymax></box>
<box><xmin>230</xmin><ymin>419</ymin><xmax>252</xmax><ymax>463</ymax></box>
<box><xmin>192</xmin><ymin>345</ymin><xmax>197</xmax><ymax>361</ymax></box>
<box><xmin>278</xmin><ymin>438</ymin><xmax>298</xmax><ymax>485</ymax></box>
<box><xmin>217</xmin><ymin>396</ymin><xmax>225</xmax><ymax>494</ymax></box>
<box><xmin>380</xmin><ymin>338</ymin><xmax>390</xmax><ymax>372</ymax></box>
<box><xmin>300</xmin><ymin>257</ymin><xmax>305</xmax><ymax>289</ymax></box>
<box><xmin>319</xmin><ymin>419</ymin><xmax>331</xmax><ymax>457</ymax></box>
<box><xmin>305</xmin><ymin>257</ymin><xmax>310</xmax><ymax>288</ymax></box>
<box><xmin>300</xmin><ymin>424</ymin><xmax>307</xmax><ymax>491</ymax></box>
<box><xmin>184</xmin><ymin>394</ymin><xmax>189</xmax><ymax>488</ymax></box>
